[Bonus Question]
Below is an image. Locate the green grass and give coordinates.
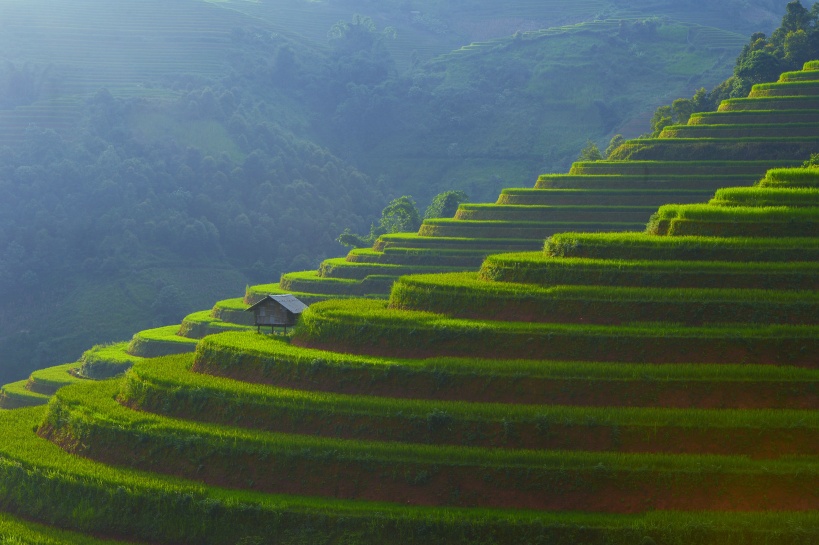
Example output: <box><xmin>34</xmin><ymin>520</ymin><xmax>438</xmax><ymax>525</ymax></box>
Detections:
<box><xmin>718</xmin><ymin>96</ymin><xmax>819</xmax><ymax>111</ymax></box>
<box><xmin>607</xmin><ymin>138</ymin><xmax>819</xmax><ymax>162</ymax></box>
<box><xmin>374</xmin><ymin>233</ymin><xmax>541</xmax><ymax>252</ymax></box>
<box><xmin>122</xmin><ymin>354</ymin><xmax>819</xmax><ymax>457</ymax></box>
<box><xmin>480</xmin><ymin>252</ymin><xmax>819</xmax><ymax>290</ymax></box>
<box><xmin>688</xmin><ymin>110</ymin><xmax>819</xmax><ymax>125</ymax></box>
<box><xmin>453</xmin><ymin>204</ymin><xmax>657</xmax><ymax>222</ymax></box>
<box><xmin>0</xmin><ymin>380</ymin><xmax>49</xmax><ymax>409</ymax></box>
<box><xmin>535</xmin><ymin>173</ymin><xmax>757</xmax><ymax>190</ymax></box>
<box><xmin>243</xmin><ymin>282</ymin><xmax>368</xmax><ymax>306</ymax></box>
<box><xmin>346</xmin><ymin>247</ymin><xmax>487</xmax><ymax>267</ymax></box>
<box><xmin>0</xmin><ymin>408</ymin><xmax>815</xmax><ymax>545</ymax></box>
<box><xmin>197</xmin><ymin>330</ymin><xmax>819</xmax><ymax>383</ymax></box>
<box><xmin>295</xmin><ymin>299</ymin><xmax>818</xmax><ymax>365</ymax></box>
<box><xmin>749</xmin><ymin>80</ymin><xmax>819</xmax><ymax>97</ymax></box>
<box><xmin>660</xmin><ymin>122</ymin><xmax>819</xmax><ymax>138</ymax></box>
<box><xmin>418</xmin><ymin>219</ymin><xmax>644</xmax><ymax>239</ymax></box>
<box><xmin>193</xmin><ymin>332</ymin><xmax>819</xmax><ymax>409</ymax></box>
<box><xmin>318</xmin><ymin>258</ymin><xmax>461</xmax><ymax>280</ymax></box>
<box><xmin>651</xmin><ymin>204</ymin><xmax>819</xmax><ymax>221</ymax></box>
<box><xmin>42</xmin><ymin>380</ymin><xmax>819</xmax><ymax>512</ymax></box>
<box><xmin>278</xmin><ymin>270</ymin><xmax>396</xmax><ymax>297</ymax></box>
<box><xmin>710</xmin><ymin>187</ymin><xmax>819</xmax><ymax>207</ymax></box>
<box><xmin>567</xmin><ymin>160</ymin><xmax>793</xmax><ymax>176</ymax></box>
<box><xmin>0</xmin><ymin>511</ymin><xmax>145</xmax><ymax>544</ymax></box>
<box><xmin>26</xmin><ymin>362</ymin><xmax>82</xmax><ymax>395</ymax></box>
<box><xmin>177</xmin><ymin>310</ymin><xmax>254</xmax><ymax>339</ymax></box>
<box><xmin>761</xmin><ymin>168</ymin><xmax>819</xmax><ymax>188</ymax></box>
<box><xmin>126</xmin><ymin>326</ymin><xmax>197</xmax><ymax>359</ymax></box>
<box><xmin>780</xmin><ymin>69</ymin><xmax>819</xmax><ymax>81</ymax></box>
<box><xmin>496</xmin><ymin>188</ymin><xmax>716</xmax><ymax>206</ymax></box>
<box><xmin>77</xmin><ymin>342</ymin><xmax>142</xmax><ymax>380</ymax></box>
<box><xmin>390</xmin><ymin>272</ymin><xmax>818</xmax><ymax>326</ymax></box>
<box><xmin>647</xmin><ymin>204</ymin><xmax>819</xmax><ymax>236</ymax></box>
<box><xmin>543</xmin><ymin>232</ymin><xmax>819</xmax><ymax>261</ymax></box>
<box><xmin>210</xmin><ymin>297</ymin><xmax>256</xmax><ymax>325</ymax></box>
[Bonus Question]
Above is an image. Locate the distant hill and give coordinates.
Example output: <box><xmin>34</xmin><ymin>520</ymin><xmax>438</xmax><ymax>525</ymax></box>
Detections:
<box><xmin>0</xmin><ymin>0</ymin><xmax>796</xmax><ymax>381</ymax></box>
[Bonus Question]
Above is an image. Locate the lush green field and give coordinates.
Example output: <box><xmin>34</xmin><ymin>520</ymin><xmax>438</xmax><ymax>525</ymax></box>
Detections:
<box><xmin>278</xmin><ymin>270</ymin><xmax>396</xmax><ymax>297</ymax></box>
<box><xmin>749</xmin><ymin>80</ymin><xmax>819</xmax><ymax>96</ymax></box>
<box><xmin>647</xmin><ymin>204</ymin><xmax>819</xmax><ymax>236</ymax></box>
<box><xmin>710</xmin><ymin>187</ymin><xmax>819</xmax><ymax>207</ymax></box>
<box><xmin>689</xmin><ymin>110</ymin><xmax>819</xmax><ymax>124</ymax></box>
<box><xmin>374</xmin><ymin>234</ymin><xmax>541</xmax><ymax>252</ymax></box>
<box><xmin>608</xmin><ymin>138</ymin><xmax>819</xmax><ymax>162</ymax></box>
<box><xmin>0</xmin><ymin>511</ymin><xmax>144</xmax><ymax>545</ymax></box>
<box><xmin>453</xmin><ymin>204</ymin><xmax>657</xmax><ymax>222</ymax></box>
<box><xmin>0</xmin><ymin>380</ymin><xmax>49</xmax><ymax>409</ymax></box>
<box><xmin>761</xmin><ymin>168</ymin><xmax>819</xmax><ymax>187</ymax></box>
<box><xmin>210</xmin><ymin>298</ymin><xmax>256</xmax><ymax>325</ymax></box>
<box><xmin>496</xmin><ymin>188</ymin><xmax>716</xmax><ymax>206</ymax></box>
<box><xmin>126</xmin><ymin>326</ymin><xmax>197</xmax><ymax>359</ymax></box>
<box><xmin>479</xmin><ymin>253</ymin><xmax>819</xmax><ymax>290</ymax></box>
<box><xmin>121</xmin><ymin>354</ymin><xmax>819</xmax><ymax>456</ymax></box>
<box><xmin>177</xmin><ymin>310</ymin><xmax>254</xmax><ymax>339</ymax></box>
<box><xmin>42</xmin><ymin>380</ymin><xmax>819</xmax><ymax>512</ymax></box>
<box><xmin>5</xmin><ymin>12</ymin><xmax>819</xmax><ymax>543</ymax></box>
<box><xmin>543</xmin><ymin>232</ymin><xmax>819</xmax><ymax>261</ymax></box>
<box><xmin>718</xmin><ymin>95</ymin><xmax>819</xmax><ymax>110</ymax></box>
<box><xmin>193</xmin><ymin>331</ymin><xmax>819</xmax><ymax>402</ymax></box>
<box><xmin>568</xmin><ymin>160</ymin><xmax>791</xmax><ymax>176</ymax></box>
<box><xmin>26</xmin><ymin>362</ymin><xmax>82</xmax><ymax>395</ymax></box>
<box><xmin>294</xmin><ymin>299</ymin><xmax>818</xmax><ymax>365</ymax></box>
<box><xmin>390</xmin><ymin>272</ymin><xmax>819</xmax><ymax>325</ymax></box>
<box><xmin>661</xmin><ymin>122</ymin><xmax>819</xmax><ymax>139</ymax></box>
<box><xmin>76</xmin><ymin>342</ymin><xmax>142</xmax><ymax>380</ymax></box>
<box><xmin>535</xmin><ymin>174</ymin><xmax>756</xmax><ymax>190</ymax></box>
<box><xmin>418</xmin><ymin>219</ymin><xmax>644</xmax><ymax>238</ymax></box>
<box><xmin>318</xmin><ymin>258</ymin><xmax>461</xmax><ymax>280</ymax></box>
<box><xmin>0</xmin><ymin>406</ymin><xmax>814</xmax><ymax>545</ymax></box>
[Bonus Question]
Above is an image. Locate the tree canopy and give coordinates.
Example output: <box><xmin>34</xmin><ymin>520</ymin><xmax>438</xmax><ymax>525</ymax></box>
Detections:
<box><xmin>648</xmin><ymin>1</ymin><xmax>819</xmax><ymax>136</ymax></box>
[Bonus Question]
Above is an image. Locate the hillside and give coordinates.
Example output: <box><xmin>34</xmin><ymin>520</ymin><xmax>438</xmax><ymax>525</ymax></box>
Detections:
<box><xmin>0</xmin><ymin>60</ymin><xmax>817</xmax><ymax>542</ymax></box>
<box><xmin>0</xmin><ymin>1</ymin><xmax>796</xmax><ymax>382</ymax></box>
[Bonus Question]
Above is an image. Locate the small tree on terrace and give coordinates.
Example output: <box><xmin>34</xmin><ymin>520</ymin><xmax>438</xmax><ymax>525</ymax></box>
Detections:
<box><xmin>337</xmin><ymin>195</ymin><xmax>422</xmax><ymax>248</ymax></box>
<box><xmin>424</xmin><ymin>190</ymin><xmax>468</xmax><ymax>219</ymax></box>
<box><xmin>577</xmin><ymin>140</ymin><xmax>603</xmax><ymax>162</ymax></box>
<box><xmin>604</xmin><ymin>134</ymin><xmax>625</xmax><ymax>158</ymax></box>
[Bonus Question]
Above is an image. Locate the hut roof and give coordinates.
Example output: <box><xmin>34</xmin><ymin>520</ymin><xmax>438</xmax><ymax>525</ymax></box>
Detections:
<box><xmin>246</xmin><ymin>294</ymin><xmax>308</xmax><ymax>314</ymax></box>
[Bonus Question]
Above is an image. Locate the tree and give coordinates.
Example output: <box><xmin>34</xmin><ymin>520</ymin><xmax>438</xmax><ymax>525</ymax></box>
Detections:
<box><xmin>337</xmin><ymin>195</ymin><xmax>421</xmax><ymax>248</ymax></box>
<box><xmin>802</xmin><ymin>153</ymin><xmax>819</xmax><ymax>167</ymax></box>
<box><xmin>645</xmin><ymin>1</ymin><xmax>819</xmax><ymax>130</ymax></box>
<box><xmin>649</xmin><ymin>106</ymin><xmax>673</xmax><ymax>137</ymax></box>
<box><xmin>735</xmin><ymin>49</ymin><xmax>783</xmax><ymax>86</ymax></box>
<box><xmin>604</xmin><ymin>135</ymin><xmax>625</xmax><ymax>158</ymax></box>
<box><xmin>424</xmin><ymin>190</ymin><xmax>468</xmax><ymax>219</ymax></box>
<box><xmin>577</xmin><ymin>140</ymin><xmax>603</xmax><ymax>162</ymax></box>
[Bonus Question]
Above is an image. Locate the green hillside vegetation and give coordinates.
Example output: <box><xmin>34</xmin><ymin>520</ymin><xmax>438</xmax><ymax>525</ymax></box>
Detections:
<box><xmin>647</xmin><ymin>0</ymin><xmax>819</xmax><ymax>135</ymax></box>
<box><xmin>1</xmin><ymin>4</ymin><xmax>818</xmax><ymax>543</ymax></box>
<box><xmin>3</xmin><ymin>0</ymin><xmax>787</xmax><ymax>383</ymax></box>
<box><xmin>252</xmin><ymin>59</ymin><xmax>819</xmax><ymax>306</ymax></box>
<box><xmin>0</xmin><ymin>155</ymin><xmax>816</xmax><ymax>541</ymax></box>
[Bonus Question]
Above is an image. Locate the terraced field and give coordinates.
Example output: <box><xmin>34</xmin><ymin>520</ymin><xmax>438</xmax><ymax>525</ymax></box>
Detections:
<box><xmin>0</xmin><ymin>154</ymin><xmax>816</xmax><ymax>542</ymax></box>
<box><xmin>1</xmin><ymin>48</ymin><xmax>818</xmax><ymax>545</ymax></box>
<box><xmin>249</xmin><ymin>62</ymin><xmax>819</xmax><ymax>303</ymax></box>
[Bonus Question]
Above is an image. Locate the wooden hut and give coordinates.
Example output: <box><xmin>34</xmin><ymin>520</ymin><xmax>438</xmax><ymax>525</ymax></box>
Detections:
<box><xmin>246</xmin><ymin>294</ymin><xmax>308</xmax><ymax>334</ymax></box>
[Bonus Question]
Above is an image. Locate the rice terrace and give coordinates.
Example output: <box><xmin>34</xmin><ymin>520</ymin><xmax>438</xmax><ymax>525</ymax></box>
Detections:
<box><xmin>0</xmin><ymin>0</ymin><xmax>818</xmax><ymax>543</ymax></box>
